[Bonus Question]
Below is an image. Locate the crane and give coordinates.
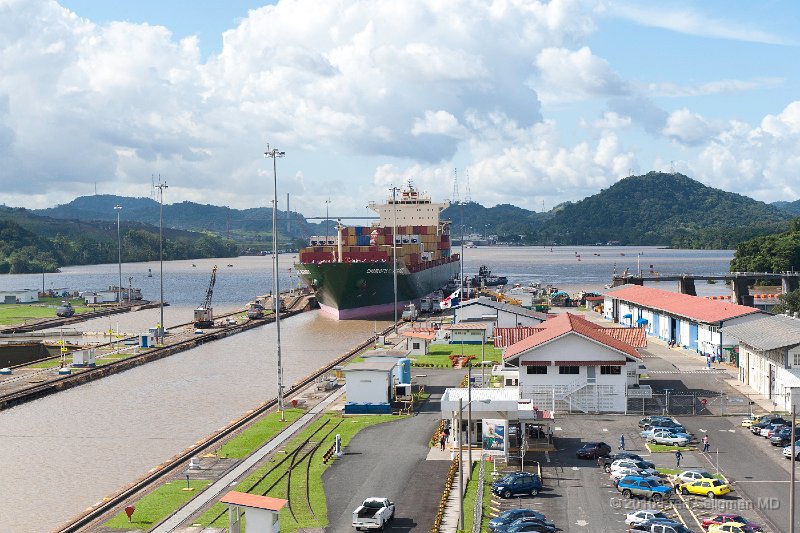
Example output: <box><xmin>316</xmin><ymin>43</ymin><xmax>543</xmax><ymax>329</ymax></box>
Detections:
<box><xmin>194</xmin><ymin>265</ymin><xmax>217</xmax><ymax>328</ymax></box>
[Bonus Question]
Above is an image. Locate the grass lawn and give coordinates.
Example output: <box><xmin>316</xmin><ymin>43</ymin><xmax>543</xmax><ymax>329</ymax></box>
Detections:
<box><xmin>0</xmin><ymin>297</ymin><xmax>93</xmax><ymax>325</ymax></box>
<box><xmin>646</xmin><ymin>443</ymin><xmax>696</xmax><ymax>452</ymax></box>
<box><xmin>656</xmin><ymin>467</ymin><xmax>724</xmax><ymax>480</ymax></box>
<box><xmin>462</xmin><ymin>460</ymin><xmax>493</xmax><ymax>533</ymax></box>
<box><xmin>411</xmin><ymin>343</ymin><xmax>502</xmax><ymax>367</ymax></box>
<box><xmin>216</xmin><ymin>409</ymin><xmax>305</xmax><ymax>459</ymax></box>
<box><xmin>196</xmin><ymin>413</ymin><xmax>402</xmax><ymax>532</ymax></box>
<box><xmin>103</xmin><ymin>479</ymin><xmax>211</xmax><ymax>529</ymax></box>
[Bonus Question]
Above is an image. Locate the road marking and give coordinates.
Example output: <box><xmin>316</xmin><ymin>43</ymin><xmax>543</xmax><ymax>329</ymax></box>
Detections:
<box><xmin>554</xmin><ymin>426</ymin><xmax>562</xmax><ymax>431</ymax></box>
<box><xmin>733</xmin><ymin>479</ymin><xmax>800</xmax><ymax>483</ymax></box>
<box><xmin>572</xmin><ymin>466</ymin><xmax>579</xmax><ymax>471</ymax></box>
<box><xmin>575</xmin><ymin>520</ymin><xmax>588</xmax><ymax>527</ymax></box>
<box><xmin>602</xmin><ymin>428</ymin><xmax>608</xmax><ymax>432</ymax></box>
<box><xmin>699</xmin><ymin>429</ymin><xmax>707</xmax><ymax>433</ymax></box>
<box><xmin>728</xmin><ymin>429</ymin><xmax>736</xmax><ymax>433</ymax></box>
<box><xmin>544</xmin><ymin>451</ymin><xmax>550</xmax><ymax>463</ymax></box>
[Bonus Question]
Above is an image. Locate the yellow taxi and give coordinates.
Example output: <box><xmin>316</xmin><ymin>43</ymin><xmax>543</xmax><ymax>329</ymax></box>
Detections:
<box><xmin>740</xmin><ymin>415</ymin><xmax>759</xmax><ymax>428</ymax></box>
<box><xmin>708</xmin><ymin>522</ymin><xmax>757</xmax><ymax>533</ymax></box>
<box><xmin>678</xmin><ymin>478</ymin><xmax>731</xmax><ymax>498</ymax></box>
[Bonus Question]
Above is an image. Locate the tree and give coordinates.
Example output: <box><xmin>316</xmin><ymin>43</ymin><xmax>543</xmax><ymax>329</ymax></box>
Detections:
<box><xmin>773</xmin><ymin>289</ymin><xmax>800</xmax><ymax>315</ymax></box>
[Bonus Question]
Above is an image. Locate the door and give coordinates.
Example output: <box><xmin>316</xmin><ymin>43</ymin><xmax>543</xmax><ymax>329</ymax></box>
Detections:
<box><xmin>587</xmin><ymin>366</ymin><xmax>596</xmax><ymax>384</ymax></box>
<box><xmin>689</xmin><ymin>323</ymin><xmax>698</xmax><ymax>351</ymax></box>
<box><xmin>652</xmin><ymin>314</ymin><xmax>660</xmax><ymax>337</ymax></box>
<box><xmin>769</xmin><ymin>364</ymin><xmax>776</xmax><ymax>399</ymax></box>
<box><xmin>670</xmin><ymin>317</ymin><xmax>677</xmax><ymax>343</ymax></box>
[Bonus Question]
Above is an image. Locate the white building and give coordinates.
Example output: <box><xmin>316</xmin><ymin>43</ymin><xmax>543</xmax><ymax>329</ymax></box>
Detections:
<box><xmin>220</xmin><ymin>491</ymin><xmax>287</xmax><ymax>533</ymax></box>
<box><xmin>403</xmin><ymin>330</ymin><xmax>435</xmax><ymax>355</ymax></box>
<box><xmin>342</xmin><ymin>360</ymin><xmax>398</xmax><ymax>414</ymax></box>
<box><xmin>604</xmin><ymin>285</ymin><xmax>764</xmax><ymax>361</ymax></box>
<box><xmin>0</xmin><ymin>289</ymin><xmax>38</xmax><ymax>304</ymax></box>
<box><xmin>444</xmin><ymin>322</ymin><xmax>490</xmax><ymax>345</ymax></box>
<box><xmin>723</xmin><ymin>314</ymin><xmax>800</xmax><ymax>412</ymax></box>
<box><xmin>504</xmin><ymin>313</ymin><xmax>646</xmax><ymax>413</ymax></box>
<box><xmin>453</xmin><ymin>297</ymin><xmax>548</xmax><ymax>330</ymax></box>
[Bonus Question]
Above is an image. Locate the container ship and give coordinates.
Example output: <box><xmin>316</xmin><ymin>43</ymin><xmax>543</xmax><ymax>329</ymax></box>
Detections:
<box><xmin>295</xmin><ymin>184</ymin><xmax>460</xmax><ymax>319</ymax></box>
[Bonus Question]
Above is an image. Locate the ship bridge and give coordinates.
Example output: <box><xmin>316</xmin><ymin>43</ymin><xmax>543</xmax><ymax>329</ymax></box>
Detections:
<box><xmin>368</xmin><ymin>184</ymin><xmax>449</xmax><ymax>227</ymax></box>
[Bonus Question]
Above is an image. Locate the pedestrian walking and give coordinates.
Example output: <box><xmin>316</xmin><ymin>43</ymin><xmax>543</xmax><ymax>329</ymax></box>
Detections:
<box><xmin>702</xmin><ymin>435</ymin><xmax>710</xmax><ymax>453</ymax></box>
<box><xmin>619</xmin><ymin>434</ymin><xmax>625</xmax><ymax>451</ymax></box>
<box><xmin>675</xmin><ymin>449</ymin><xmax>683</xmax><ymax>468</ymax></box>
<box><xmin>706</xmin><ymin>354</ymin><xmax>711</xmax><ymax>369</ymax></box>
<box><xmin>443</xmin><ymin>425</ymin><xmax>450</xmax><ymax>440</ymax></box>
<box><xmin>439</xmin><ymin>434</ymin><xmax>446</xmax><ymax>450</ymax></box>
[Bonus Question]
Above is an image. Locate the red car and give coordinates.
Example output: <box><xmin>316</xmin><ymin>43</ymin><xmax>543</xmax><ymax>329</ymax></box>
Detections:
<box><xmin>702</xmin><ymin>514</ymin><xmax>762</xmax><ymax>531</ymax></box>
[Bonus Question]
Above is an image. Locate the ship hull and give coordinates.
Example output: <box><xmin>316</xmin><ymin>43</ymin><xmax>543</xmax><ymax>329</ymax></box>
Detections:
<box><xmin>295</xmin><ymin>259</ymin><xmax>460</xmax><ymax>320</ymax></box>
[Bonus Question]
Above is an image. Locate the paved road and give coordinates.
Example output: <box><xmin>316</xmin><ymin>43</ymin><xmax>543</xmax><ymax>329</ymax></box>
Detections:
<box><xmin>323</xmin><ymin>369</ymin><xmax>460</xmax><ymax>533</ymax></box>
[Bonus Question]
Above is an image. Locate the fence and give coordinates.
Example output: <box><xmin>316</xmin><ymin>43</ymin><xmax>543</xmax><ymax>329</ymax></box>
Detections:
<box><xmin>626</xmin><ymin>391</ymin><xmax>755</xmax><ymax>416</ymax></box>
<box><xmin>472</xmin><ymin>455</ymin><xmax>486</xmax><ymax>533</ymax></box>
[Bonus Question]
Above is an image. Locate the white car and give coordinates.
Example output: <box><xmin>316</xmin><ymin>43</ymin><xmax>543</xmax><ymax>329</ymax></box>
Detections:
<box><xmin>611</xmin><ymin>459</ymin><xmax>659</xmax><ymax>476</ymax></box>
<box><xmin>669</xmin><ymin>470</ymin><xmax>715</xmax><ymax>487</ymax></box>
<box><xmin>625</xmin><ymin>509</ymin><xmax>671</xmax><ymax>526</ymax></box>
<box><xmin>784</xmin><ymin>444</ymin><xmax>800</xmax><ymax>460</ymax></box>
<box><xmin>612</xmin><ymin>469</ymin><xmax>663</xmax><ymax>485</ymax></box>
<box><xmin>649</xmin><ymin>431</ymin><xmax>689</xmax><ymax>446</ymax></box>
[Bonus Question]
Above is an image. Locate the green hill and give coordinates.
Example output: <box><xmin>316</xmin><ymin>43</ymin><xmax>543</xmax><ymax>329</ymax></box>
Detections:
<box><xmin>535</xmin><ymin>172</ymin><xmax>790</xmax><ymax>248</ymax></box>
<box><xmin>730</xmin><ymin>218</ymin><xmax>800</xmax><ymax>272</ymax></box>
<box><xmin>772</xmin><ymin>200</ymin><xmax>800</xmax><ymax>216</ymax></box>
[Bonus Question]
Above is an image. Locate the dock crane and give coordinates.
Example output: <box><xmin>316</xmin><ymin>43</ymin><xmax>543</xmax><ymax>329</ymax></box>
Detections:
<box><xmin>194</xmin><ymin>265</ymin><xmax>217</xmax><ymax>328</ymax></box>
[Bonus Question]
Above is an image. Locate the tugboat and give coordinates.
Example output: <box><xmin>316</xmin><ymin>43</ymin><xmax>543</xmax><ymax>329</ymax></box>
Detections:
<box><xmin>471</xmin><ymin>265</ymin><xmax>508</xmax><ymax>287</ymax></box>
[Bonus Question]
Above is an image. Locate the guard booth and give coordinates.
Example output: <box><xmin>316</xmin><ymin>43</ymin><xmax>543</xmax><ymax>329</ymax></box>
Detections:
<box><xmin>220</xmin><ymin>491</ymin><xmax>287</xmax><ymax>533</ymax></box>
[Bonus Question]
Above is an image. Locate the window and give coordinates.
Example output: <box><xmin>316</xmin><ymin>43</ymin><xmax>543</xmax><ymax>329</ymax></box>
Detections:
<box><xmin>600</xmin><ymin>365</ymin><xmax>621</xmax><ymax>375</ymax></box>
<box><xmin>559</xmin><ymin>366</ymin><xmax>579</xmax><ymax>375</ymax></box>
<box><xmin>526</xmin><ymin>366</ymin><xmax>547</xmax><ymax>375</ymax></box>
<box><xmin>412</xmin><ymin>342</ymin><xmax>420</xmax><ymax>350</ymax></box>
<box><xmin>793</xmin><ymin>352</ymin><xmax>800</xmax><ymax>366</ymax></box>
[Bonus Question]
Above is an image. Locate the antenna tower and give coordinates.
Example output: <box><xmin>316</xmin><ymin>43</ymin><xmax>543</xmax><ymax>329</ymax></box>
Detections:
<box><xmin>464</xmin><ymin>170</ymin><xmax>472</xmax><ymax>203</ymax></box>
<box><xmin>452</xmin><ymin>168</ymin><xmax>460</xmax><ymax>204</ymax></box>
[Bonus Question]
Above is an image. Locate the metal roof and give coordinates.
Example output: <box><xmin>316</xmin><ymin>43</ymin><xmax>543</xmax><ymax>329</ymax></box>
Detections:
<box><xmin>605</xmin><ymin>285</ymin><xmax>762</xmax><ymax>324</ymax></box>
<box><xmin>343</xmin><ymin>360</ymin><xmax>397</xmax><ymax>372</ymax></box>
<box><xmin>722</xmin><ymin>314</ymin><xmax>800</xmax><ymax>351</ymax></box>
<box><xmin>458</xmin><ymin>297</ymin><xmax>549</xmax><ymax>321</ymax></box>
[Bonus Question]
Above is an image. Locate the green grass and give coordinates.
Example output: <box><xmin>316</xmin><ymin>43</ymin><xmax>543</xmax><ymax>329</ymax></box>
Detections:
<box><xmin>216</xmin><ymin>409</ymin><xmax>305</xmax><ymax>459</ymax></box>
<box><xmin>647</xmin><ymin>443</ymin><xmax>696</xmax><ymax>452</ymax></box>
<box><xmin>103</xmin><ymin>480</ymin><xmax>211</xmax><ymax>529</ymax></box>
<box><xmin>462</xmin><ymin>460</ymin><xmax>493</xmax><ymax>533</ymax></box>
<box><xmin>656</xmin><ymin>467</ymin><xmax>724</xmax><ymax>480</ymax></box>
<box><xmin>196</xmin><ymin>413</ymin><xmax>402</xmax><ymax>532</ymax></box>
<box><xmin>0</xmin><ymin>297</ymin><xmax>94</xmax><ymax>325</ymax></box>
<box><xmin>411</xmin><ymin>343</ymin><xmax>502</xmax><ymax>367</ymax></box>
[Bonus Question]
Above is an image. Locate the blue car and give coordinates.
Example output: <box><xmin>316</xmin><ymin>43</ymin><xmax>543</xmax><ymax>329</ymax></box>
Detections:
<box><xmin>488</xmin><ymin>509</ymin><xmax>549</xmax><ymax>532</ymax></box>
<box><xmin>496</xmin><ymin>517</ymin><xmax>556</xmax><ymax>533</ymax></box>
<box><xmin>491</xmin><ymin>472</ymin><xmax>543</xmax><ymax>498</ymax></box>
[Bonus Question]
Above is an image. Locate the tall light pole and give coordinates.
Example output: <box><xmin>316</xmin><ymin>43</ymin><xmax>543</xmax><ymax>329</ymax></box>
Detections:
<box><xmin>155</xmin><ymin>179</ymin><xmax>168</xmax><ymax>342</ymax></box>
<box><xmin>265</xmin><ymin>144</ymin><xmax>286</xmax><ymax>421</ymax></box>
<box><xmin>114</xmin><ymin>205</ymin><xmax>123</xmax><ymax>305</ymax></box>
<box><xmin>390</xmin><ymin>186</ymin><xmax>400</xmax><ymax>333</ymax></box>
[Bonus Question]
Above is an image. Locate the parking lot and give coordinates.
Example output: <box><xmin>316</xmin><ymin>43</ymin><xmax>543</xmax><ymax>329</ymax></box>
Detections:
<box><xmin>484</xmin><ymin>413</ymin><xmax>793</xmax><ymax>533</ymax></box>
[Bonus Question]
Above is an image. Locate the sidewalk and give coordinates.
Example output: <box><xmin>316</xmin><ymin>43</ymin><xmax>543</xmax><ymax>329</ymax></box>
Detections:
<box><xmin>437</xmin><ymin>450</ymin><xmax>473</xmax><ymax>533</ymax></box>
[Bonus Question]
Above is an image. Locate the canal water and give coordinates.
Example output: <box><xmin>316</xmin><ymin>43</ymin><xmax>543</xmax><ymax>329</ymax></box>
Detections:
<box><xmin>0</xmin><ymin>247</ymin><xmax>734</xmax><ymax>531</ymax></box>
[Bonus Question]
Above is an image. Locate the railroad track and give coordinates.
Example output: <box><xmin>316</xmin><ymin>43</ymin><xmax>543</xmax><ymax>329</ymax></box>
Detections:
<box><xmin>56</xmin><ymin>323</ymin><xmax>395</xmax><ymax>533</ymax></box>
<box><xmin>0</xmin><ymin>295</ymin><xmax>311</xmax><ymax>411</ymax></box>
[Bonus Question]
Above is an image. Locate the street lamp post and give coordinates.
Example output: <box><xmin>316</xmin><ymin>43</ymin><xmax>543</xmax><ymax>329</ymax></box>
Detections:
<box><xmin>390</xmin><ymin>186</ymin><xmax>399</xmax><ymax>333</ymax></box>
<box><xmin>115</xmin><ymin>205</ymin><xmax>123</xmax><ymax>305</ymax></box>
<box><xmin>155</xmin><ymin>180</ymin><xmax>168</xmax><ymax>342</ymax></box>
<box><xmin>265</xmin><ymin>144</ymin><xmax>286</xmax><ymax>421</ymax></box>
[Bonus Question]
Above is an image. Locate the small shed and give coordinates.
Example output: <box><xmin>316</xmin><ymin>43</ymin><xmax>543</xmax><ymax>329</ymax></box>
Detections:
<box><xmin>446</xmin><ymin>322</ymin><xmax>489</xmax><ymax>344</ymax></box>
<box><xmin>220</xmin><ymin>491</ymin><xmax>287</xmax><ymax>533</ymax></box>
<box><xmin>403</xmin><ymin>330</ymin><xmax>436</xmax><ymax>355</ymax></box>
<box><xmin>343</xmin><ymin>360</ymin><xmax>397</xmax><ymax>414</ymax></box>
<box><xmin>0</xmin><ymin>289</ymin><xmax>38</xmax><ymax>304</ymax></box>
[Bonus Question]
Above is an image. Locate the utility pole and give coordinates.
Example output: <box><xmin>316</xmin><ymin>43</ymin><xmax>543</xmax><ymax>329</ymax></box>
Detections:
<box><xmin>155</xmin><ymin>178</ymin><xmax>168</xmax><ymax>343</ymax></box>
<box><xmin>265</xmin><ymin>144</ymin><xmax>286</xmax><ymax>421</ymax></box>
<box><xmin>115</xmin><ymin>205</ymin><xmax>123</xmax><ymax>306</ymax></box>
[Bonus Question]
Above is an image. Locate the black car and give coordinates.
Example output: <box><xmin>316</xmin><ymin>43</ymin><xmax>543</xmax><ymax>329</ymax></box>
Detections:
<box><xmin>770</xmin><ymin>426</ymin><xmax>798</xmax><ymax>446</ymax></box>
<box><xmin>488</xmin><ymin>509</ymin><xmax>550</xmax><ymax>533</ymax></box>
<box><xmin>639</xmin><ymin>416</ymin><xmax>674</xmax><ymax>428</ymax></box>
<box><xmin>491</xmin><ymin>472</ymin><xmax>543</xmax><ymax>498</ymax></box>
<box><xmin>495</xmin><ymin>517</ymin><xmax>557</xmax><ymax>533</ymax></box>
<box><xmin>576</xmin><ymin>442</ymin><xmax>612</xmax><ymax>459</ymax></box>
<box><xmin>751</xmin><ymin>416</ymin><xmax>787</xmax><ymax>434</ymax></box>
<box><xmin>598</xmin><ymin>452</ymin><xmax>645</xmax><ymax>472</ymax></box>
<box><xmin>630</xmin><ymin>518</ymin><xmax>693</xmax><ymax>533</ymax></box>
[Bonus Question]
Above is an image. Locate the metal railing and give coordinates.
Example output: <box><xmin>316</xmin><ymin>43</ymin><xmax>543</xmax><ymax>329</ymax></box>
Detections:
<box><xmin>472</xmin><ymin>455</ymin><xmax>486</xmax><ymax>533</ymax></box>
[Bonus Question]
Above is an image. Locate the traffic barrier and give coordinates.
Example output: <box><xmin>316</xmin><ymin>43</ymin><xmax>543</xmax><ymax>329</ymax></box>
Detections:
<box><xmin>322</xmin><ymin>443</ymin><xmax>337</xmax><ymax>464</ymax></box>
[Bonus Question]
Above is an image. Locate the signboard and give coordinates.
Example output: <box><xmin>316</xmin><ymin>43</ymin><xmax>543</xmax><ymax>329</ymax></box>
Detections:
<box><xmin>482</xmin><ymin>419</ymin><xmax>506</xmax><ymax>452</ymax></box>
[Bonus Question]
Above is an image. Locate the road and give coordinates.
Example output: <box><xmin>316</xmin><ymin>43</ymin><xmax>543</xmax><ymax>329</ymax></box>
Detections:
<box><xmin>323</xmin><ymin>369</ymin><xmax>460</xmax><ymax>532</ymax></box>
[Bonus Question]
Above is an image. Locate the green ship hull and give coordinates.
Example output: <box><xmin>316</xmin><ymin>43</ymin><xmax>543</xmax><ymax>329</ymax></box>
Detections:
<box><xmin>295</xmin><ymin>259</ymin><xmax>460</xmax><ymax>319</ymax></box>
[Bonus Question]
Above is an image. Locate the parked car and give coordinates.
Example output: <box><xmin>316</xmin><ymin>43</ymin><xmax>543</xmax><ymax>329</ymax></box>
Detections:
<box><xmin>352</xmin><ymin>498</ymin><xmax>395</xmax><ymax>531</ymax></box>
<box><xmin>611</xmin><ymin>459</ymin><xmax>659</xmax><ymax>476</ymax></box>
<box><xmin>491</xmin><ymin>472</ymin><xmax>542</xmax><ymax>498</ymax></box>
<box><xmin>639</xmin><ymin>416</ymin><xmax>675</xmax><ymax>428</ymax></box>
<box><xmin>488</xmin><ymin>509</ymin><xmax>551</xmax><ymax>533</ymax></box>
<box><xmin>617</xmin><ymin>475</ymin><xmax>673</xmax><ymax>501</ymax></box>
<box><xmin>611</xmin><ymin>468</ymin><xmax>663</xmax><ymax>485</ymax></box>
<box><xmin>629</xmin><ymin>518</ymin><xmax>695</xmax><ymax>533</ymax></box>
<box><xmin>494</xmin><ymin>517</ymin><xmax>556</xmax><ymax>533</ymax></box>
<box><xmin>626</xmin><ymin>510</ymin><xmax>672</xmax><ymax>526</ymax></box>
<box><xmin>751</xmin><ymin>417</ymin><xmax>787</xmax><ymax>434</ymax></box>
<box><xmin>677</xmin><ymin>479</ymin><xmax>731</xmax><ymax>498</ymax></box>
<box><xmin>701</xmin><ymin>514</ymin><xmax>762</xmax><ymax>531</ymax></box>
<box><xmin>598</xmin><ymin>452</ymin><xmax>646</xmax><ymax>472</ymax></box>
<box><xmin>648</xmin><ymin>431</ymin><xmax>690</xmax><ymax>446</ymax></box>
<box><xmin>740</xmin><ymin>415</ymin><xmax>760</xmax><ymax>428</ymax></box>
<box><xmin>769</xmin><ymin>427</ymin><xmax>796</xmax><ymax>446</ymax></box>
<box><xmin>783</xmin><ymin>443</ymin><xmax>800</xmax><ymax>460</ymax></box>
<box><xmin>668</xmin><ymin>470</ymin><xmax>716</xmax><ymax>487</ymax></box>
<box><xmin>576</xmin><ymin>442</ymin><xmax>611</xmax><ymax>459</ymax></box>
<box><xmin>707</xmin><ymin>522</ymin><xmax>760</xmax><ymax>533</ymax></box>
<box><xmin>759</xmin><ymin>423</ymin><xmax>787</xmax><ymax>438</ymax></box>
<box><xmin>641</xmin><ymin>426</ymin><xmax>688</xmax><ymax>439</ymax></box>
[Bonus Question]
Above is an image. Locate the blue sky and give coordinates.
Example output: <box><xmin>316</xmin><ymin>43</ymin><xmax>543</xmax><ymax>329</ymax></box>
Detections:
<box><xmin>2</xmin><ymin>1</ymin><xmax>799</xmax><ymax>217</ymax></box>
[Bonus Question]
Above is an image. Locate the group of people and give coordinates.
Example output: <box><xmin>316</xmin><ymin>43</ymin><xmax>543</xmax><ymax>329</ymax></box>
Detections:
<box><xmin>438</xmin><ymin>425</ymin><xmax>451</xmax><ymax>450</ymax></box>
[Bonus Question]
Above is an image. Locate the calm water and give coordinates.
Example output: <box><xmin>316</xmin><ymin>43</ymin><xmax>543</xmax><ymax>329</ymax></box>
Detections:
<box><xmin>0</xmin><ymin>247</ymin><xmax>733</xmax><ymax>532</ymax></box>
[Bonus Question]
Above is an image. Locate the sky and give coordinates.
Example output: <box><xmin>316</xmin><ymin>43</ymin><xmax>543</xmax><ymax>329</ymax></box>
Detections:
<box><xmin>1</xmin><ymin>0</ymin><xmax>799</xmax><ymax>219</ymax></box>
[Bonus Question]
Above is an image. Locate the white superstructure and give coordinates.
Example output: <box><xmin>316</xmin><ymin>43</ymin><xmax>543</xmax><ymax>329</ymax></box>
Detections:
<box><xmin>368</xmin><ymin>183</ymin><xmax>449</xmax><ymax>226</ymax></box>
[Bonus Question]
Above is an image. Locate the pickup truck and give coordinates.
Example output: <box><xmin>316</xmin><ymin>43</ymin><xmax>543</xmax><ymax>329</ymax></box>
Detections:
<box><xmin>352</xmin><ymin>498</ymin><xmax>395</xmax><ymax>530</ymax></box>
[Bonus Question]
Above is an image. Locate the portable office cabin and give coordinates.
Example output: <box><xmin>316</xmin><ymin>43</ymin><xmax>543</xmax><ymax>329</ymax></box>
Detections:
<box><xmin>343</xmin><ymin>360</ymin><xmax>398</xmax><ymax>414</ymax></box>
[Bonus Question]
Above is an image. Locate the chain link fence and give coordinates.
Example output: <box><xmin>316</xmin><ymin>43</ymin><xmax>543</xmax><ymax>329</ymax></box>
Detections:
<box><xmin>626</xmin><ymin>391</ymin><xmax>755</xmax><ymax>416</ymax></box>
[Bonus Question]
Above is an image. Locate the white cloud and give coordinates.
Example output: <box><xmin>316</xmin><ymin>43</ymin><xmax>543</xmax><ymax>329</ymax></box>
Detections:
<box><xmin>646</xmin><ymin>77</ymin><xmax>784</xmax><ymax>97</ymax></box>
<box><xmin>604</xmin><ymin>1</ymin><xmax>793</xmax><ymax>45</ymax></box>
<box><xmin>411</xmin><ymin>111</ymin><xmax>467</xmax><ymax>137</ymax></box>
<box><xmin>580</xmin><ymin>111</ymin><xmax>632</xmax><ymax>131</ymax></box>
<box><xmin>534</xmin><ymin>46</ymin><xmax>627</xmax><ymax>104</ymax></box>
<box><xmin>662</xmin><ymin>108</ymin><xmax>721</xmax><ymax>146</ymax></box>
